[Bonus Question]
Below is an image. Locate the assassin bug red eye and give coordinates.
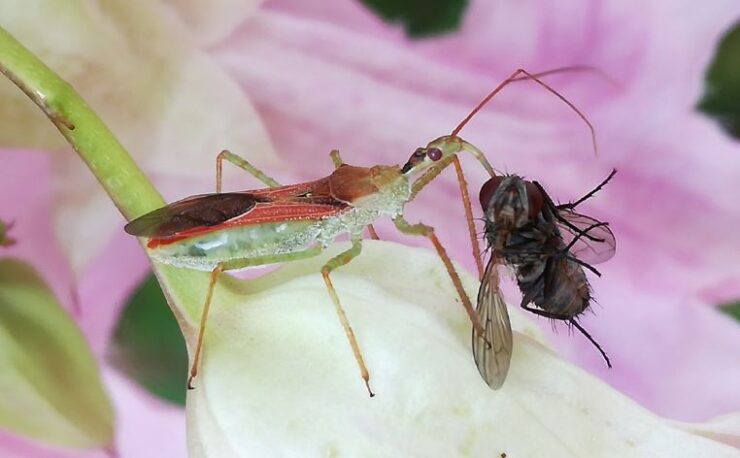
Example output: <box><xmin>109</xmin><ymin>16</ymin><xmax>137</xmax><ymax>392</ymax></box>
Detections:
<box><xmin>427</xmin><ymin>148</ymin><xmax>443</xmax><ymax>161</ymax></box>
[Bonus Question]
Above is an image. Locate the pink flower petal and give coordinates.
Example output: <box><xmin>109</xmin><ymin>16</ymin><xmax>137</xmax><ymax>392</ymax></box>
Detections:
<box><xmin>0</xmin><ymin>151</ymin><xmax>75</xmax><ymax>310</ymax></box>
<box><xmin>0</xmin><ymin>368</ymin><xmax>186</xmax><ymax>458</ymax></box>
<box><xmin>103</xmin><ymin>368</ymin><xmax>186</xmax><ymax>458</ymax></box>
<box><xmin>77</xmin><ymin>230</ymin><xmax>151</xmax><ymax>356</ymax></box>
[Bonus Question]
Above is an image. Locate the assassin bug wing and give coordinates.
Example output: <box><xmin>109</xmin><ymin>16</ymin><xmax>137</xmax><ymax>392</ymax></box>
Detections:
<box><xmin>124</xmin><ymin>192</ymin><xmax>262</xmax><ymax>238</ymax></box>
<box><xmin>555</xmin><ymin>211</ymin><xmax>616</xmax><ymax>265</ymax></box>
<box><xmin>473</xmin><ymin>257</ymin><xmax>513</xmax><ymax>389</ymax></box>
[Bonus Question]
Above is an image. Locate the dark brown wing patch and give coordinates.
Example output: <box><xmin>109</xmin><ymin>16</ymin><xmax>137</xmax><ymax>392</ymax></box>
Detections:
<box><xmin>124</xmin><ymin>192</ymin><xmax>261</xmax><ymax>237</ymax></box>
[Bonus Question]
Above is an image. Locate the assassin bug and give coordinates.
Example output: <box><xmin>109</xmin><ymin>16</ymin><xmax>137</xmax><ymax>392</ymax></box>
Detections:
<box><xmin>126</xmin><ymin>136</ymin><xmax>495</xmax><ymax>397</ymax></box>
<box><xmin>125</xmin><ymin>68</ymin><xmax>598</xmax><ymax>396</ymax></box>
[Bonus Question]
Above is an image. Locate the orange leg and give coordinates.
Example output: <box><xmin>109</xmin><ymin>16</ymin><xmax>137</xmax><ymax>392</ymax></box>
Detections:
<box><xmin>320</xmin><ymin>240</ymin><xmax>374</xmax><ymax>397</ymax></box>
<box><xmin>452</xmin><ymin>156</ymin><xmax>484</xmax><ymax>279</ymax></box>
<box><xmin>187</xmin><ymin>263</ymin><xmax>225</xmax><ymax>389</ymax></box>
<box><xmin>393</xmin><ymin>216</ymin><xmax>487</xmax><ymax>339</ymax></box>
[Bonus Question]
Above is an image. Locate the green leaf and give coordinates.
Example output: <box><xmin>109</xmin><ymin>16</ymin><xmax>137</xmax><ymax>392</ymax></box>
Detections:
<box><xmin>719</xmin><ymin>301</ymin><xmax>740</xmax><ymax>322</ymax></box>
<box><xmin>359</xmin><ymin>0</ymin><xmax>468</xmax><ymax>37</ymax></box>
<box><xmin>0</xmin><ymin>258</ymin><xmax>114</xmax><ymax>448</ymax></box>
<box><xmin>698</xmin><ymin>21</ymin><xmax>740</xmax><ymax>139</ymax></box>
<box><xmin>109</xmin><ymin>273</ymin><xmax>188</xmax><ymax>406</ymax></box>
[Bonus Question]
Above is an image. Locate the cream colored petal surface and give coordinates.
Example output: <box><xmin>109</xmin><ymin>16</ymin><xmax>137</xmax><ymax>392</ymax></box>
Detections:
<box><xmin>183</xmin><ymin>241</ymin><xmax>738</xmax><ymax>457</ymax></box>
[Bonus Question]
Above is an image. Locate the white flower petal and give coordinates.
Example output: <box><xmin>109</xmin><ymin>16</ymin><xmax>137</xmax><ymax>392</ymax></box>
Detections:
<box><xmin>674</xmin><ymin>413</ymin><xmax>740</xmax><ymax>449</ymax></box>
<box><xmin>185</xmin><ymin>241</ymin><xmax>737</xmax><ymax>457</ymax></box>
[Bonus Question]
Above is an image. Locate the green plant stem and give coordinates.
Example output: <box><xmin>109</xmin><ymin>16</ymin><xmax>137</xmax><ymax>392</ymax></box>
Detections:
<box><xmin>0</xmin><ymin>26</ymin><xmax>214</xmax><ymax>329</ymax></box>
<box><xmin>0</xmin><ymin>26</ymin><xmax>163</xmax><ymax>219</ymax></box>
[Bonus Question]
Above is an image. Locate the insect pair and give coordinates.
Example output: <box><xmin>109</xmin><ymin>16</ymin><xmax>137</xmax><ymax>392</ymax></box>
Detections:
<box><xmin>125</xmin><ymin>68</ymin><xmax>613</xmax><ymax>396</ymax></box>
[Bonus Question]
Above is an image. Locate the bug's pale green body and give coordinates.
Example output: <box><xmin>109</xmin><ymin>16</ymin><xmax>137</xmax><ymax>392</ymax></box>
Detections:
<box><xmin>148</xmin><ymin>175</ymin><xmax>411</xmax><ymax>271</ymax></box>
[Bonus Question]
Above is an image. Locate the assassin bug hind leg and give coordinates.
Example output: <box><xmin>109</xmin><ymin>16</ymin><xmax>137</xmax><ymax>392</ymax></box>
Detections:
<box><xmin>186</xmin><ymin>247</ymin><xmax>324</xmax><ymax>390</ymax></box>
<box><xmin>216</xmin><ymin>149</ymin><xmax>281</xmax><ymax>193</ymax></box>
<box><xmin>320</xmin><ymin>239</ymin><xmax>375</xmax><ymax>397</ymax></box>
<box><xmin>188</xmin><ymin>262</ymin><xmax>226</xmax><ymax>390</ymax></box>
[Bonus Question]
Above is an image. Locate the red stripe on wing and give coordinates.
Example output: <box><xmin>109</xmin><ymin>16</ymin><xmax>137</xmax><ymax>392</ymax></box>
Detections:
<box><xmin>146</xmin><ymin>200</ymin><xmax>348</xmax><ymax>249</ymax></box>
<box><xmin>246</xmin><ymin>177</ymin><xmax>332</xmax><ymax>199</ymax></box>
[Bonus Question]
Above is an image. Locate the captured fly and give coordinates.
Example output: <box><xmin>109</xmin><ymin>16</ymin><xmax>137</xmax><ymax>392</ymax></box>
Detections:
<box><xmin>473</xmin><ymin>170</ymin><xmax>617</xmax><ymax>389</ymax></box>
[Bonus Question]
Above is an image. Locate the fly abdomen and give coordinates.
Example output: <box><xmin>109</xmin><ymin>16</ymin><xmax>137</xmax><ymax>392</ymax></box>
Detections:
<box><xmin>541</xmin><ymin>256</ymin><xmax>591</xmax><ymax>318</ymax></box>
<box><xmin>515</xmin><ymin>261</ymin><xmax>546</xmax><ymax>307</ymax></box>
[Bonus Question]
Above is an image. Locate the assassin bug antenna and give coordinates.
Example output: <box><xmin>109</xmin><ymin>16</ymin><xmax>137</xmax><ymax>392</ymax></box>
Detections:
<box><xmin>448</xmin><ymin>66</ymin><xmax>607</xmax><ymax>279</ymax></box>
<box><xmin>450</xmin><ymin>67</ymin><xmax>599</xmax><ymax>157</ymax></box>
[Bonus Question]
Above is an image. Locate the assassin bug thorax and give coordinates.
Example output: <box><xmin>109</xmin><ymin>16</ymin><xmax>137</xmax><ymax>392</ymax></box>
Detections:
<box><xmin>125</xmin><ymin>67</ymin><xmax>600</xmax><ymax>396</ymax></box>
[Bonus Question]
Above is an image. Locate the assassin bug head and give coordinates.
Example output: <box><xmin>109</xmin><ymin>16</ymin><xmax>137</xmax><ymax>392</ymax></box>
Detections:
<box><xmin>400</xmin><ymin>146</ymin><xmax>444</xmax><ymax>174</ymax></box>
<box><xmin>480</xmin><ymin>175</ymin><xmax>543</xmax><ymax>229</ymax></box>
<box><xmin>401</xmin><ymin>135</ymin><xmax>496</xmax><ymax>177</ymax></box>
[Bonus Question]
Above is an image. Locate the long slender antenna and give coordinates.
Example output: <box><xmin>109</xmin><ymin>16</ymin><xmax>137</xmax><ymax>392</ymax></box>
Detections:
<box><xmin>450</xmin><ymin>67</ymin><xmax>598</xmax><ymax>156</ymax></box>
<box><xmin>569</xmin><ymin>319</ymin><xmax>612</xmax><ymax>368</ymax></box>
<box><xmin>509</xmin><ymin>65</ymin><xmax>619</xmax><ymax>87</ymax></box>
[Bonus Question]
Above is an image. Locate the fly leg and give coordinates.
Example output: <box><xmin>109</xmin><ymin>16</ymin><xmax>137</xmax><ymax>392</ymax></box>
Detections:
<box><xmin>558</xmin><ymin>169</ymin><xmax>617</xmax><ymax>210</ymax></box>
<box><xmin>393</xmin><ymin>215</ymin><xmax>487</xmax><ymax>341</ymax></box>
<box><xmin>521</xmin><ymin>305</ymin><xmax>612</xmax><ymax>368</ymax></box>
<box><xmin>216</xmin><ymin>149</ymin><xmax>281</xmax><ymax>192</ymax></box>
<box><xmin>330</xmin><ymin>150</ymin><xmax>380</xmax><ymax>240</ymax></box>
<box><xmin>564</xmin><ymin>222</ymin><xmax>609</xmax><ymax>252</ymax></box>
<box><xmin>187</xmin><ymin>246</ymin><xmax>323</xmax><ymax>389</ymax></box>
<box><xmin>532</xmin><ymin>180</ymin><xmax>607</xmax><ymax>244</ymax></box>
<box><xmin>558</xmin><ymin>221</ymin><xmax>609</xmax><ymax>276</ymax></box>
<box><xmin>320</xmin><ymin>238</ymin><xmax>375</xmax><ymax>397</ymax></box>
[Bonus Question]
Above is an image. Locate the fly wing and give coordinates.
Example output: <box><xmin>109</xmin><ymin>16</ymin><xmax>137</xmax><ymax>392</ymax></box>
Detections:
<box><xmin>124</xmin><ymin>192</ymin><xmax>261</xmax><ymax>238</ymax></box>
<box><xmin>555</xmin><ymin>211</ymin><xmax>616</xmax><ymax>265</ymax></box>
<box><xmin>472</xmin><ymin>256</ymin><xmax>513</xmax><ymax>389</ymax></box>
